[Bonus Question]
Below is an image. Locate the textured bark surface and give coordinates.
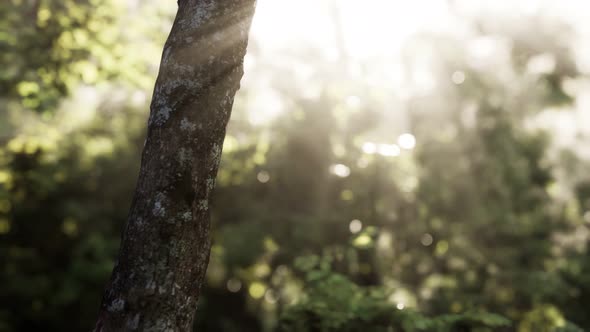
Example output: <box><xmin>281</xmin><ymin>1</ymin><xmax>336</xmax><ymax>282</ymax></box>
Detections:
<box><xmin>95</xmin><ymin>1</ymin><xmax>257</xmax><ymax>330</ymax></box>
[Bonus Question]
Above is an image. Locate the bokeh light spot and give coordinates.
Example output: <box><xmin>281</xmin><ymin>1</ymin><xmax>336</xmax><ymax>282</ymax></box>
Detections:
<box><xmin>257</xmin><ymin>171</ymin><xmax>270</xmax><ymax>183</ymax></box>
<box><xmin>397</xmin><ymin>133</ymin><xmax>416</xmax><ymax>150</ymax></box>
<box><xmin>378</xmin><ymin>144</ymin><xmax>401</xmax><ymax>157</ymax></box>
<box><xmin>362</xmin><ymin>142</ymin><xmax>378</xmax><ymax>154</ymax></box>
<box><xmin>330</xmin><ymin>164</ymin><xmax>351</xmax><ymax>177</ymax></box>
<box><xmin>451</xmin><ymin>71</ymin><xmax>465</xmax><ymax>85</ymax></box>
<box><xmin>349</xmin><ymin>219</ymin><xmax>362</xmax><ymax>233</ymax></box>
<box><xmin>421</xmin><ymin>233</ymin><xmax>433</xmax><ymax>246</ymax></box>
<box><xmin>249</xmin><ymin>282</ymin><xmax>266</xmax><ymax>299</ymax></box>
<box><xmin>435</xmin><ymin>240</ymin><xmax>449</xmax><ymax>256</ymax></box>
<box><xmin>227</xmin><ymin>278</ymin><xmax>242</xmax><ymax>293</ymax></box>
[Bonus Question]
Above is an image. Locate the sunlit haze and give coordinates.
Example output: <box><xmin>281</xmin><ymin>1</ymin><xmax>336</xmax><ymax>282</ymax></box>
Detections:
<box><xmin>4</xmin><ymin>0</ymin><xmax>590</xmax><ymax>331</ymax></box>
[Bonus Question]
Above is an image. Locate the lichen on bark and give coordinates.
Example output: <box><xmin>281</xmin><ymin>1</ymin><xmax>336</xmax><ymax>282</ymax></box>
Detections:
<box><xmin>94</xmin><ymin>1</ymin><xmax>257</xmax><ymax>331</ymax></box>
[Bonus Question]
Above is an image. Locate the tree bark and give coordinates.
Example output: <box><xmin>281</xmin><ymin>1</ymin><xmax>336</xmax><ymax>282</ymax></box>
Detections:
<box><xmin>95</xmin><ymin>1</ymin><xmax>257</xmax><ymax>330</ymax></box>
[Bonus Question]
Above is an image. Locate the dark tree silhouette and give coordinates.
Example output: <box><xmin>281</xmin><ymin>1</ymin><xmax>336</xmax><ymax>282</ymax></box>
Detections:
<box><xmin>95</xmin><ymin>1</ymin><xmax>257</xmax><ymax>330</ymax></box>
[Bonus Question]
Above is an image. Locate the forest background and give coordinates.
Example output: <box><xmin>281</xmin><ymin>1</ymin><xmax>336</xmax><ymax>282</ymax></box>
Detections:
<box><xmin>2</xmin><ymin>1</ymin><xmax>590</xmax><ymax>331</ymax></box>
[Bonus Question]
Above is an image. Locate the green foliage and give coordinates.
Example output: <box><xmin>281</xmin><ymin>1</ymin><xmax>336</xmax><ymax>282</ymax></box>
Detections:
<box><xmin>0</xmin><ymin>94</ymin><xmax>146</xmax><ymax>331</ymax></box>
<box><xmin>278</xmin><ymin>261</ymin><xmax>510</xmax><ymax>332</ymax></box>
<box><xmin>0</xmin><ymin>0</ymin><xmax>167</xmax><ymax>113</ymax></box>
<box><xmin>1</xmin><ymin>0</ymin><xmax>118</xmax><ymax>111</ymax></box>
<box><xmin>555</xmin><ymin>323</ymin><xmax>586</xmax><ymax>332</ymax></box>
<box><xmin>518</xmin><ymin>304</ymin><xmax>587</xmax><ymax>332</ymax></box>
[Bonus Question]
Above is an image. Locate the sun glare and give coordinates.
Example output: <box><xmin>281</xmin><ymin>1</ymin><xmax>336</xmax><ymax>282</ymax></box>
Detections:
<box><xmin>245</xmin><ymin>0</ymin><xmax>590</xmax><ymax>140</ymax></box>
<box><xmin>245</xmin><ymin>0</ymin><xmax>453</xmax><ymax>126</ymax></box>
<box><xmin>251</xmin><ymin>0</ymin><xmax>450</xmax><ymax>59</ymax></box>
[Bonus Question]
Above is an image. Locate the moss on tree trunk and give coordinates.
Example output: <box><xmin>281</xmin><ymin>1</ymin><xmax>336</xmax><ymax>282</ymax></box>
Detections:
<box><xmin>94</xmin><ymin>1</ymin><xmax>257</xmax><ymax>330</ymax></box>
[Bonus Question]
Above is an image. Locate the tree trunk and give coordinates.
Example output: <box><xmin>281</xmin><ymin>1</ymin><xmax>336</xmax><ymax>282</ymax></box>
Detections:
<box><xmin>95</xmin><ymin>1</ymin><xmax>257</xmax><ymax>330</ymax></box>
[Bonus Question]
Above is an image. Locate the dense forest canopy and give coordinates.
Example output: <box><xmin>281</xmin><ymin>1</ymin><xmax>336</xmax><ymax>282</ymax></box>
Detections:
<box><xmin>1</xmin><ymin>0</ymin><xmax>590</xmax><ymax>331</ymax></box>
